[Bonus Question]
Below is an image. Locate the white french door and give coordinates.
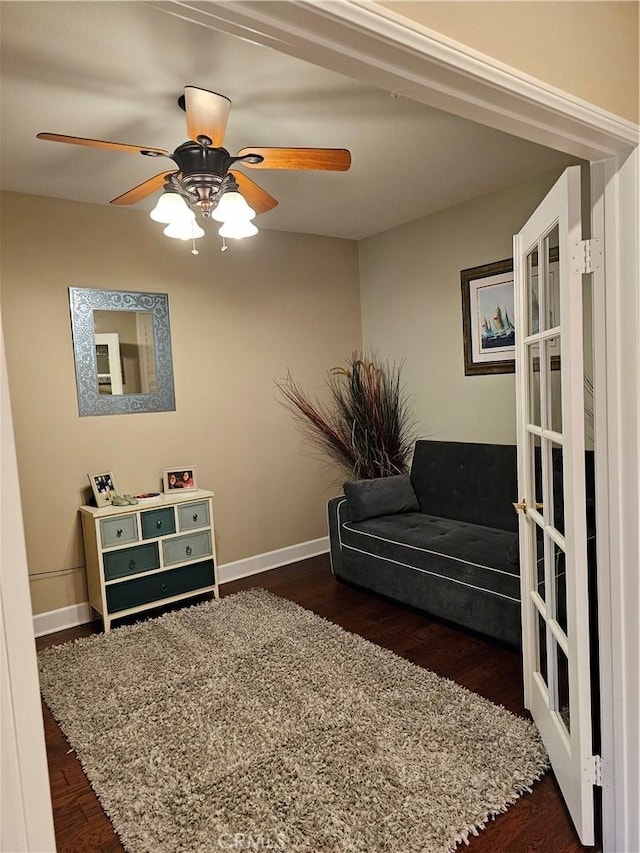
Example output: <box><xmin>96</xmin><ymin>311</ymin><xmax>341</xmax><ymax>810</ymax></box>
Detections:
<box><xmin>513</xmin><ymin>166</ymin><xmax>597</xmax><ymax>845</ymax></box>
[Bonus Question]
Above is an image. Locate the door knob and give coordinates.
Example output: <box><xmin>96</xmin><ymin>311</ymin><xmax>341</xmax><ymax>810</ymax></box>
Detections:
<box><xmin>513</xmin><ymin>498</ymin><xmax>544</xmax><ymax>513</ymax></box>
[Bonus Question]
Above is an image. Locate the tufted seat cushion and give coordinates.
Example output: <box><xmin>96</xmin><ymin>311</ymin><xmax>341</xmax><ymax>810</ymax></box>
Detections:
<box><xmin>337</xmin><ymin>502</ymin><xmax>520</xmax><ymax>601</ymax></box>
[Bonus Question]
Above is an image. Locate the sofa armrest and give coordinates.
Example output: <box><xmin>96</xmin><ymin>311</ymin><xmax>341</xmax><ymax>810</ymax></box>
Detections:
<box><xmin>327</xmin><ymin>495</ymin><xmax>350</xmax><ymax>577</ymax></box>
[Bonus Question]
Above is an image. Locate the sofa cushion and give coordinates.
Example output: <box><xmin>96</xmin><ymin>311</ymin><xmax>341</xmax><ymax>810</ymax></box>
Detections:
<box><xmin>336</xmin><ymin>503</ymin><xmax>520</xmax><ymax>601</ymax></box>
<box><xmin>343</xmin><ymin>474</ymin><xmax>420</xmax><ymax>523</ymax></box>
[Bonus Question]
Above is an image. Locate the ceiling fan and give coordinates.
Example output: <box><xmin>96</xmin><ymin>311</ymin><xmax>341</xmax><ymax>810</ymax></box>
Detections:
<box><xmin>37</xmin><ymin>85</ymin><xmax>351</xmax><ymax>243</ymax></box>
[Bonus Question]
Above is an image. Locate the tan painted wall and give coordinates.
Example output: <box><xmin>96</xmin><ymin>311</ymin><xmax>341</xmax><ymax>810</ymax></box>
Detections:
<box><xmin>358</xmin><ymin>170</ymin><xmax>564</xmax><ymax>445</ymax></box>
<box><xmin>381</xmin><ymin>1</ymin><xmax>639</xmax><ymax>124</ymax></box>
<box><xmin>0</xmin><ymin>192</ymin><xmax>361</xmax><ymax>615</ymax></box>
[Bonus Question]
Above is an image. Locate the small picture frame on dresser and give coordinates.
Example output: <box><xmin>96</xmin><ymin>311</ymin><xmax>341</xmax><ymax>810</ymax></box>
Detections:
<box><xmin>163</xmin><ymin>466</ymin><xmax>198</xmax><ymax>492</ymax></box>
<box><xmin>88</xmin><ymin>471</ymin><xmax>119</xmax><ymax>507</ymax></box>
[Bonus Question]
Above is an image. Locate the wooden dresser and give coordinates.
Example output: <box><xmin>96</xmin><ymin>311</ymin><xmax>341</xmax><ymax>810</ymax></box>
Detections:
<box><xmin>79</xmin><ymin>489</ymin><xmax>217</xmax><ymax>631</ymax></box>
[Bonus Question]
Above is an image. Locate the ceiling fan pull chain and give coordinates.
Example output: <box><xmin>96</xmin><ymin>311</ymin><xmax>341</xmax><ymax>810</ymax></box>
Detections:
<box><xmin>189</xmin><ymin>217</ymin><xmax>199</xmax><ymax>255</ymax></box>
<box><xmin>220</xmin><ymin>236</ymin><xmax>228</xmax><ymax>253</ymax></box>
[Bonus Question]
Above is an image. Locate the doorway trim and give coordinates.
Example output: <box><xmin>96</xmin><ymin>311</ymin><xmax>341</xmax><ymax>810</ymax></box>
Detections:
<box><xmin>158</xmin><ymin>3</ymin><xmax>640</xmax><ymax>850</ymax></box>
<box><xmin>159</xmin><ymin>0</ymin><xmax>639</xmax><ymax>161</ymax></box>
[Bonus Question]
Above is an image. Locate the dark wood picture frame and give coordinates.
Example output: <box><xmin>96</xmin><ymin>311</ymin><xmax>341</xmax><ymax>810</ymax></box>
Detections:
<box><xmin>461</xmin><ymin>258</ymin><xmax>515</xmax><ymax>376</ymax></box>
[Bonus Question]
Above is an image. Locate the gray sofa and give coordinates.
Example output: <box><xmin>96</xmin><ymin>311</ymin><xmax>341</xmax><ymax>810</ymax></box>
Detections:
<box><xmin>328</xmin><ymin>440</ymin><xmax>522</xmax><ymax>646</ymax></box>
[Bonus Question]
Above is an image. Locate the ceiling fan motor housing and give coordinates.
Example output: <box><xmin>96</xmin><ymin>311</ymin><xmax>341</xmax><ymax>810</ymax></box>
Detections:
<box><xmin>170</xmin><ymin>141</ymin><xmax>232</xmax><ymax>213</ymax></box>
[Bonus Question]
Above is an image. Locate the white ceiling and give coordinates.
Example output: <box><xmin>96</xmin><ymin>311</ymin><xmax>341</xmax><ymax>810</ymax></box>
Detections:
<box><xmin>0</xmin><ymin>1</ymin><xmax>580</xmax><ymax>240</ymax></box>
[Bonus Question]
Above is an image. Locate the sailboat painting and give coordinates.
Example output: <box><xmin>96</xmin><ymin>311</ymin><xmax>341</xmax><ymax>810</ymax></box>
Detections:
<box><xmin>461</xmin><ymin>259</ymin><xmax>516</xmax><ymax>375</ymax></box>
<box><xmin>477</xmin><ymin>282</ymin><xmax>516</xmax><ymax>350</ymax></box>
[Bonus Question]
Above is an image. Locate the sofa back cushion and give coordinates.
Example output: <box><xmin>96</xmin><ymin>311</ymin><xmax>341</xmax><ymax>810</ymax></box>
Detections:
<box><xmin>343</xmin><ymin>474</ymin><xmax>420</xmax><ymax>523</ymax></box>
<box><xmin>410</xmin><ymin>440</ymin><xmax>518</xmax><ymax>532</ymax></box>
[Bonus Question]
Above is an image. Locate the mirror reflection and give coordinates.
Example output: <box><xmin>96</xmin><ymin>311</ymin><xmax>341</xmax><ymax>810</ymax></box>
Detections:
<box><xmin>93</xmin><ymin>310</ymin><xmax>158</xmax><ymax>396</ymax></box>
<box><xmin>69</xmin><ymin>288</ymin><xmax>175</xmax><ymax>417</ymax></box>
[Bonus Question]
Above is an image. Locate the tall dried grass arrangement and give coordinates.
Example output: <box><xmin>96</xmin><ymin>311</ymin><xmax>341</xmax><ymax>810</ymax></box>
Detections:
<box><xmin>276</xmin><ymin>352</ymin><xmax>415</xmax><ymax>480</ymax></box>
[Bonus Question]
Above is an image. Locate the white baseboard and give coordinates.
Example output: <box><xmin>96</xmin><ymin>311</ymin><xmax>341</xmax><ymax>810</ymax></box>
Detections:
<box><xmin>32</xmin><ymin>537</ymin><xmax>329</xmax><ymax>637</ymax></box>
<box><xmin>217</xmin><ymin>536</ymin><xmax>329</xmax><ymax>584</ymax></box>
<box><xmin>33</xmin><ymin>602</ymin><xmax>93</xmax><ymax>638</ymax></box>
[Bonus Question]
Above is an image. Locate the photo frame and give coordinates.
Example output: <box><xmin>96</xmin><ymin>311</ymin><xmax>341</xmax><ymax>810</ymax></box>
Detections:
<box><xmin>163</xmin><ymin>467</ymin><xmax>198</xmax><ymax>492</ymax></box>
<box><xmin>88</xmin><ymin>471</ymin><xmax>119</xmax><ymax>507</ymax></box>
<box><xmin>461</xmin><ymin>258</ymin><xmax>515</xmax><ymax>376</ymax></box>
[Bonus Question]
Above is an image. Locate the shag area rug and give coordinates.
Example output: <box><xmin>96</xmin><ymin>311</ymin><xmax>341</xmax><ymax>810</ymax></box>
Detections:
<box><xmin>38</xmin><ymin>589</ymin><xmax>548</xmax><ymax>853</ymax></box>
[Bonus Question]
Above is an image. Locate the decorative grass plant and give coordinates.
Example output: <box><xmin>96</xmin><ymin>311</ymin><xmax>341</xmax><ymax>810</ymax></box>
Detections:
<box><xmin>276</xmin><ymin>352</ymin><xmax>415</xmax><ymax>480</ymax></box>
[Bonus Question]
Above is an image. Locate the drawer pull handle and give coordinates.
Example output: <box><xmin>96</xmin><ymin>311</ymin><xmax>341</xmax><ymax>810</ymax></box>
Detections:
<box><xmin>186</xmin><ymin>545</ymin><xmax>193</xmax><ymax>556</ymax></box>
<box><xmin>128</xmin><ymin>559</ymin><xmax>136</xmax><ymax>570</ymax></box>
<box><xmin>192</xmin><ymin>513</ymin><xmax>198</xmax><ymax>522</ymax></box>
<box><xmin>160</xmin><ymin>584</ymin><xmax>168</xmax><ymax>593</ymax></box>
<box><xmin>156</xmin><ymin>520</ymin><xmax>162</xmax><ymax>529</ymax></box>
<box><xmin>116</xmin><ymin>529</ymin><xmax>123</xmax><ymax>537</ymax></box>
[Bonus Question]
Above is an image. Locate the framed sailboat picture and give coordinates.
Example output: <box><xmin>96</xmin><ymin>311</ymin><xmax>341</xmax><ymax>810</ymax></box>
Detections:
<box><xmin>461</xmin><ymin>258</ymin><xmax>515</xmax><ymax>375</ymax></box>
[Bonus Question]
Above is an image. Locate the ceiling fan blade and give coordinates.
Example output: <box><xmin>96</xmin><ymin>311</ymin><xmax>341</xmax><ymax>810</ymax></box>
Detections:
<box><xmin>110</xmin><ymin>172</ymin><xmax>178</xmax><ymax>205</ymax></box>
<box><xmin>37</xmin><ymin>133</ymin><xmax>168</xmax><ymax>156</ymax></box>
<box><xmin>184</xmin><ymin>86</ymin><xmax>231</xmax><ymax>147</ymax></box>
<box><xmin>237</xmin><ymin>147</ymin><xmax>351</xmax><ymax>171</ymax></box>
<box><xmin>230</xmin><ymin>170</ymin><xmax>278</xmax><ymax>215</ymax></box>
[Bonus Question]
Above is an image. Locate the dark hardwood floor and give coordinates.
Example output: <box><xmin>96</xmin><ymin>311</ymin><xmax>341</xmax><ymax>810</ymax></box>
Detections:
<box><xmin>36</xmin><ymin>555</ymin><xmax>598</xmax><ymax>853</ymax></box>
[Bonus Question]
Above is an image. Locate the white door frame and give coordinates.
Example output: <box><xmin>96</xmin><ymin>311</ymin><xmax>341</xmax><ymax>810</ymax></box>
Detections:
<box><xmin>589</xmin><ymin>150</ymin><xmax>640</xmax><ymax>851</ymax></box>
<box><xmin>1</xmin><ymin>321</ymin><xmax>57</xmax><ymax>852</ymax></box>
<box><xmin>155</xmin><ymin>2</ymin><xmax>640</xmax><ymax>849</ymax></box>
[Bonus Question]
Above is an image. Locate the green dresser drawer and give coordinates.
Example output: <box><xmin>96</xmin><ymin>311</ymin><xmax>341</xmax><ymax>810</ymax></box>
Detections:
<box><xmin>100</xmin><ymin>514</ymin><xmax>138</xmax><ymax>547</ymax></box>
<box><xmin>141</xmin><ymin>507</ymin><xmax>176</xmax><ymax>539</ymax></box>
<box><xmin>103</xmin><ymin>542</ymin><xmax>159</xmax><ymax>581</ymax></box>
<box><xmin>106</xmin><ymin>560</ymin><xmax>215</xmax><ymax>613</ymax></box>
<box><xmin>177</xmin><ymin>500</ymin><xmax>210</xmax><ymax>532</ymax></box>
<box><xmin>163</xmin><ymin>530</ymin><xmax>212</xmax><ymax>567</ymax></box>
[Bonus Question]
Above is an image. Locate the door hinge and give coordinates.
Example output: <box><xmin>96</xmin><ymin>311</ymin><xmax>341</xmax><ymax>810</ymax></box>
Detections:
<box><xmin>586</xmin><ymin>754</ymin><xmax>604</xmax><ymax>787</ymax></box>
<box><xmin>571</xmin><ymin>238</ymin><xmax>602</xmax><ymax>274</ymax></box>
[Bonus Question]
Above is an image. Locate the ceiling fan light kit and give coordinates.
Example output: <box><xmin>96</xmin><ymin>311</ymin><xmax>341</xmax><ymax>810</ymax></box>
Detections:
<box><xmin>163</xmin><ymin>219</ymin><xmax>205</xmax><ymax>241</ymax></box>
<box><xmin>211</xmin><ymin>186</ymin><xmax>256</xmax><ymax>224</ymax></box>
<box><xmin>37</xmin><ymin>85</ymin><xmax>351</xmax><ymax>252</ymax></box>
<box><xmin>149</xmin><ymin>191</ymin><xmax>192</xmax><ymax>224</ymax></box>
<box><xmin>218</xmin><ymin>218</ymin><xmax>259</xmax><ymax>240</ymax></box>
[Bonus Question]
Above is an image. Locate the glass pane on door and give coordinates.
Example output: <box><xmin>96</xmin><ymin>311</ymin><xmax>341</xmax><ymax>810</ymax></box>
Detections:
<box><xmin>532</xmin><ymin>432</ymin><xmax>543</xmax><ymax>505</ymax></box>
<box><xmin>556</xmin><ymin>643</ymin><xmax>571</xmax><ymax>736</ymax></box>
<box><xmin>527</xmin><ymin>247</ymin><xmax>540</xmax><ymax>334</ymax></box>
<box><xmin>535</xmin><ymin>525</ymin><xmax>545</xmax><ymax>601</ymax></box>
<box><xmin>548</xmin><ymin>336</ymin><xmax>563</xmax><ymax>433</ymax></box>
<box><xmin>551</xmin><ymin>441</ymin><xmax>565</xmax><ymax>536</ymax></box>
<box><xmin>554</xmin><ymin>543</ymin><xmax>568</xmax><ymax>634</ymax></box>
<box><xmin>537</xmin><ymin>610</ymin><xmax>548</xmax><ymax>687</ymax></box>
<box><xmin>529</xmin><ymin>343</ymin><xmax>541</xmax><ymax>426</ymax></box>
<box><xmin>545</xmin><ymin>223</ymin><xmax>561</xmax><ymax>329</ymax></box>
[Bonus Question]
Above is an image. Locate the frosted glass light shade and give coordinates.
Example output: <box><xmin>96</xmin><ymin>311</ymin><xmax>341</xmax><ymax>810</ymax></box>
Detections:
<box><xmin>163</xmin><ymin>220</ymin><xmax>205</xmax><ymax>240</ymax></box>
<box><xmin>212</xmin><ymin>190</ymin><xmax>256</xmax><ymax>223</ymax></box>
<box><xmin>150</xmin><ymin>192</ymin><xmax>193</xmax><ymax>224</ymax></box>
<box><xmin>218</xmin><ymin>219</ymin><xmax>258</xmax><ymax>239</ymax></box>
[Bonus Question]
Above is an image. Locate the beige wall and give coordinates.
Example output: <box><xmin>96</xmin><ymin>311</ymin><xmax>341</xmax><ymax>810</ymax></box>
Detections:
<box><xmin>0</xmin><ymin>192</ymin><xmax>361</xmax><ymax>615</ymax></box>
<box><xmin>381</xmin><ymin>1</ymin><xmax>639</xmax><ymax>124</ymax></box>
<box><xmin>358</xmin><ymin>170</ymin><xmax>565</xmax><ymax>445</ymax></box>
